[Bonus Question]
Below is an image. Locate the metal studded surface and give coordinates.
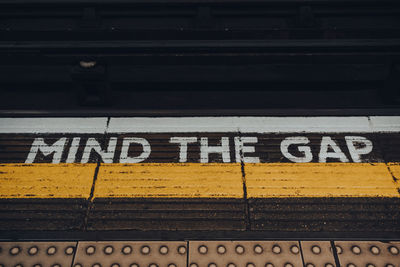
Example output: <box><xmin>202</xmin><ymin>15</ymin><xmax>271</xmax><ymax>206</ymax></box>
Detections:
<box><xmin>301</xmin><ymin>241</ymin><xmax>336</xmax><ymax>267</ymax></box>
<box><xmin>0</xmin><ymin>242</ymin><xmax>77</xmax><ymax>267</ymax></box>
<box><xmin>72</xmin><ymin>241</ymin><xmax>187</xmax><ymax>267</ymax></box>
<box><xmin>189</xmin><ymin>241</ymin><xmax>303</xmax><ymax>267</ymax></box>
<box><xmin>335</xmin><ymin>241</ymin><xmax>400</xmax><ymax>267</ymax></box>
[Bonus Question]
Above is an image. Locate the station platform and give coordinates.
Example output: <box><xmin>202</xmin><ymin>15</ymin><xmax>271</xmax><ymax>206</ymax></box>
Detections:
<box><xmin>0</xmin><ymin>116</ymin><xmax>399</xmax><ymax>266</ymax></box>
<box><xmin>0</xmin><ymin>116</ymin><xmax>399</xmax><ymax>236</ymax></box>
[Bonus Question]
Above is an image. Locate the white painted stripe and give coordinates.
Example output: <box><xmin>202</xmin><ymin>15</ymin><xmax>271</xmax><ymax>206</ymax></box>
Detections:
<box><xmin>0</xmin><ymin>116</ymin><xmax>399</xmax><ymax>134</ymax></box>
<box><xmin>369</xmin><ymin>116</ymin><xmax>400</xmax><ymax>132</ymax></box>
<box><xmin>0</xmin><ymin>118</ymin><xmax>108</xmax><ymax>134</ymax></box>
<box><xmin>108</xmin><ymin>116</ymin><xmax>374</xmax><ymax>133</ymax></box>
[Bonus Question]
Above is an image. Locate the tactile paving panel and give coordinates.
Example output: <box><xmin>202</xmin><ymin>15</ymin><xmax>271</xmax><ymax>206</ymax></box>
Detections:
<box><xmin>73</xmin><ymin>241</ymin><xmax>187</xmax><ymax>267</ymax></box>
<box><xmin>0</xmin><ymin>241</ymin><xmax>77</xmax><ymax>267</ymax></box>
<box><xmin>301</xmin><ymin>241</ymin><xmax>336</xmax><ymax>267</ymax></box>
<box><xmin>189</xmin><ymin>241</ymin><xmax>303</xmax><ymax>267</ymax></box>
<box><xmin>335</xmin><ymin>241</ymin><xmax>400</xmax><ymax>267</ymax></box>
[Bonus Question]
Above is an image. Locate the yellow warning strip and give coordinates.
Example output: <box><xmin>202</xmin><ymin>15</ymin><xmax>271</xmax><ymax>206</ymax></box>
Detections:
<box><xmin>246</xmin><ymin>163</ymin><xmax>400</xmax><ymax>198</ymax></box>
<box><xmin>95</xmin><ymin>163</ymin><xmax>243</xmax><ymax>198</ymax></box>
<box><xmin>0</xmin><ymin>163</ymin><xmax>96</xmax><ymax>198</ymax></box>
<box><xmin>0</xmin><ymin>163</ymin><xmax>399</xmax><ymax>198</ymax></box>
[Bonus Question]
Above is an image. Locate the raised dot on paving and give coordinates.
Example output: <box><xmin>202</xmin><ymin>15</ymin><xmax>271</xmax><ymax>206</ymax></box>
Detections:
<box><xmin>141</xmin><ymin>246</ymin><xmax>150</xmax><ymax>254</ymax></box>
<box><xmin>159</xmin><ymin>246</ymin><xmax>169</xmax><ymax>255</ymax></box>
<box><xmin>10</xmin><ymin>246</ymin><xmax>21</xmax><ymax>255</ymax></box>
<box><xmin>388</xmin><ymin>246</ymin><xmax>398</xmax><ymax>255</ymax></box>
<box><xmin>122</xmin><ymin>246</ymin><xmax>132</xmax><ymax>255</ymax></box>
<box><xmin>47</xmin><ymin>246</ymin><xmax>57</xmax><ymax>255</ymax></box>
<box><xmin>199</xmin><ymin>245</ymin><xmax>208</xmax><ymax>254</ymax></box>
<box><xmin>86</xmin><ymin>246</ymin><xmax>96</xmax><ymax>255</ymax></box>
<box><xmin>65</xmin><ymin>246</ymin><xmax>75</xmax><ymax>255</ymax></box>
<box><xmin>290</xmin><ymin>245</ymin><xmax>299</xmax><ymax>254</ymax></box>
<box><xmin>351</xmin><ymin>246</ymin><xmax>361</xmax><ymax>255</ymax></box>
<box><xmin>104</xmin><ymin>246</ymin><xmax>114</xmax><ymax>255</ymax></box>
<box><xmin>254</xmin><ymin>245</ymin><xmax>263</xmax><ymax>254</ymax></box>
<box><xmin>177</xmin><ymin>246</ymin><xmax>186</xmax><ymax>255</ymax></box>
<box><xmin>235</xmin><ymin>245</ymin><xmax>245</xmax><ymax>254</ymax></box>
<box><xmin>28</xmin><ymin>246</ymin><xmax>39</xmax><ymax>255</ymax></box>
<box><xmin>369</xmin><ymin>246</ymin><xmax>380</xmax><ymax>255</ymax></box>
<box><xmin>217</xmin><ymin>245</ymin><xmax>226</xmax><ymax>254</ymax></box>
<box><xmin>312</xmin><ymin>245</ymin><xmax>321</xmax><ymax>254</ymax></box>
<box><xmin>272</xmin><ymin>245</ymin><xmax>281</xmax><ymax>254</ymax></box>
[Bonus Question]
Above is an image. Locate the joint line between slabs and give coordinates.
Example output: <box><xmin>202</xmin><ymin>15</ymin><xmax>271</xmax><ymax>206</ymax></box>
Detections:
<box><xmin>298</xmin><ymin>241</ymin><xmax>306</xmax><ymax>267</ymax></box>
<box><xmin>186</xmin><ymin>240</ymin><xmax>190</xmax><ymax>267</ymax></box>
<box><xmin>384</xmin><ymin>163</ymin><xmax>400</xmax><ymax>196</ymax></box>
<box><xmin>330</xmin><ymin>240</ymin><xmax>342</xmax><ymax>267</ymax></box>
<box><xmin>82</xmin><ymin>116</ymin><xmax>111</xmax><ymax>230</ymax></box>
<box><xmin>239</xmin><ymin>133</ymin><xmax>251</xmax><ymax>231</ymax></box>
<box><xmin>70</xmin><ymin>241</ymin><xmax>79</xmax><ymax>267</ymax></box>
<box><xmin>83</xmin><ymin>158</ymin><xmax>101</xmax><ymax>231</ymax></box>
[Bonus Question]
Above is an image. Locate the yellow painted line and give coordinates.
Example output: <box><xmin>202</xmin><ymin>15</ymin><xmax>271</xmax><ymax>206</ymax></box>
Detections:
<box><xmin>245</xmin><ymin>163</ymin><xmax>399</xmax><ymax>198</ymax></box>
<box><xmin>94</xmin><ymin>163</ymin><xmax>243</xmax><ymax>198</ymax></box>
<box><xmin>0</xmin><ymin>163</ymin><xmax>96</xmax><ymax>198</ymax></box>
<box><xmin>0</xmin><ymin>163</ymin><xmax>399</xmax><ymax>199</ymax></box>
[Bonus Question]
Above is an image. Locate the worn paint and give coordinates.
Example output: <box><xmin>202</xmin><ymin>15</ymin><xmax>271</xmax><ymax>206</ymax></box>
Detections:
<box><xmin>0</xmin><ymin>163</ymin><xmax>96</xmax><ymax>198</ymax></box>
<box><xmin>94</xmin><ymin>163</ymin><xmax>243</xmax><ymax>198</ymax></box>
<box><xmin>1</xmin><ymin>116</ymin><xmax>400</xmax><ymax>134</ymax></box>
<box><xmin>246</xmin><ymin>163</ymin><xmax>399</xmax><ymax>198</ymax></box>
<box><xmin>0</xmin><ymin>163</ymin><xmax>399</xmax><ymax>199</ymax></box>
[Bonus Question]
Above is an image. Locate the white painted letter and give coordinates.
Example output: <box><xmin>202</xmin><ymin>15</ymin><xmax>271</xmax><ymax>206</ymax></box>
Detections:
<box><xmin>234</xmin><ymin>137</ymin><xmax>260</xmax><ymax>163</ymax></box>
<box><xmin>66</xmin><ymin>137</ymin><xmax>81</xmax><ymax>163</ymax></box>
<box><xmin>169</xmin><ymin>137</ymin><xmax>197</xmax><ymax>163</ymax></box>
<box><xmin>120</xmin><ymin>137</ymin><xmax>151</xmax><ymax>163</ymax></box>
<box><xmin>81</xmin><ymin>137</ymin><xmax>117</xmax><ymax>163</ymax></box>
<box><xmin>319</xmin><ymin>136</ymin><xmax>349</xmax><ymax>163</ymax></box>
<box><xmin>280</xmin><ymin>137</ymin><xmax>313</xmax><ymax>163</ymax></box>
<box><xmin>25</xmin><ymin>137</ymin><xmax>67</xmax><ymax>164</ymax></box>
<box><xmin>345</xmin><ymin>136</ymin><xmax>373</xmax><ymax>163</ymax></box>
<box><xmin>200</xmin><ymin>137</ymin><xmax>230</xmax><ymax>163</ymax></box>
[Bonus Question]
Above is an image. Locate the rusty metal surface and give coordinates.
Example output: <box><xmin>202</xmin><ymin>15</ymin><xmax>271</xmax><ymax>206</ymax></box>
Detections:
<box><xmin>0</xmin><ymin>242</ymin><xmax>77</xmax><ymax>267</ymax></box>
<box><xmin>188</xmin><ymin>241</ymin><xmax>303</xmax><ymax>267</ymax></box>
<box><xmin>301</xmin><ymin>241</ymin><xmax>336</xmax><ymax>267</ymax></box>
<box><xmin>335</xmin><ymin>241</ymin><xmax>400</xmax><ymax>267</ymax></box>
<box><xmin>72</xmin><ymin>241</ymin><xmax>187</xmax><ymax>267</ymax></box>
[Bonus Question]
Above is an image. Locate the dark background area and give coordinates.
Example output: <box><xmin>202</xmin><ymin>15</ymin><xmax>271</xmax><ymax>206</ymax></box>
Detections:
<box><xmin>0</xmin><ymin>0</ymin><xmax>399</xmax><ymax>114</ymax></box>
